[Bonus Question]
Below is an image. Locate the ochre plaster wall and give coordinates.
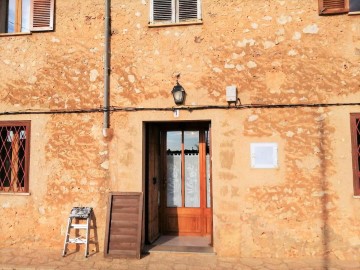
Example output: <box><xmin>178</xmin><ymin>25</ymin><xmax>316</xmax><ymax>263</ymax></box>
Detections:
<box><xmin>0</xmin><ymin>0</ymin><xmax>359</xmax><ymax>259</ymax></box>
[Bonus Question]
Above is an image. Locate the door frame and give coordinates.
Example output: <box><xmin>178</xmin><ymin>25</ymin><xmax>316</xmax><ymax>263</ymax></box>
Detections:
<box><xmin>144</xmin><ymin>121</ymin><xmax>213</xmax><ymax>243</ymax></box>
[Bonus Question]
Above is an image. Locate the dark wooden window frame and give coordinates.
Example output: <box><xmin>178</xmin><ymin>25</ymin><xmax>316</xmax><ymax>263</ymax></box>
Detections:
<box><xmin>350</xmin><ymin>114</ymin><xmax>360</xmax><ymax>196</ymax></box>
<box><xmin>0</xmin><ymin>121</ymin><xmax>31</xmax><ymax>193</ymax></box>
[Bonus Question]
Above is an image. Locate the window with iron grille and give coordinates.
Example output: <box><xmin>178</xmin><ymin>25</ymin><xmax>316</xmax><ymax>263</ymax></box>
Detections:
<box><xmin>350</xmin><ymin>114</ymin><xmax>360</xmax><ymax>196</ymax></box>
<box><xmin>149</xmin><ymin>0</ymin><xmax>202</xmax><ymax>25</ymax></box>
<box><xmin>0</xmin><ymin>121</ymin><xmax>30</xmax><ymax>193</ymax></box>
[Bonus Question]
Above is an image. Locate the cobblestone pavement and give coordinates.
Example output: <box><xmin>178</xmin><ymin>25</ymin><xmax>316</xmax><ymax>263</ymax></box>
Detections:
<box><xmin>1</xmin><ymin>249</ymin><xmax>360</xmax><ymax>270</ymax></box>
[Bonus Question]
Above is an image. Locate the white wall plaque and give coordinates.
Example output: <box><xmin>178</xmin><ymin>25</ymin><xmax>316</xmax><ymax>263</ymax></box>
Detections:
<box><xmin>250</xmin><ymin>143</ymin><xmax>278</xmax><ymax>169</ymax></box>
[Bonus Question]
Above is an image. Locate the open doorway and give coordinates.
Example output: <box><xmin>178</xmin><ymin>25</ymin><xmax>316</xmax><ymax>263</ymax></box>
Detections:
<box><xmin>145</xmin><ymin>121</ymin><xmax>213</xmax><ymax>252</ymax></box>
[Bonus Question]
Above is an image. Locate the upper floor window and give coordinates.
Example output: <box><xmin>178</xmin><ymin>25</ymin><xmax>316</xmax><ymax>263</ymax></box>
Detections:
<box><xmin>350</xmin><ymin>114</ymin><xmax>360</xmax><ymax>196</ymax></box>
<box><xmin>0</xmin><ymin>0</ymin><xmax>54</xmax><ymax>34</ymax></box>
<box><xmin>150</xmin><ymin>0</ymin><xmax>202</xmax><ymax>26</ymax></box>
<box><xmin>319</xmin><ymin>0</ymin><xmax>360</xmax><ymax>15</ymax></box>
<box><xmin>0</xmin><ymin>121</ymin><xmax>31</xmax><ymax>193</ymax></box>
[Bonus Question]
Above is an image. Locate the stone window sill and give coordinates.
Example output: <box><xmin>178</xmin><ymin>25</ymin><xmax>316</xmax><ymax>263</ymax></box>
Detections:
<box><xmin>0</xmin><ymin>192</ymin><xmax>31</xmax><ymax>196</ymax></box>
<box><xmin>0</xmin><ymin>32</ymin><xmax>31</xmax><ymax>37</ymax></box>
<box><xmin>353</xmin><ymin>196</ymin><xmax>360</xmax><ymax>199</ymax></box>
<box><xmin>148</xmin><ymin>21</ymin><xmax>203</xmax><ymax>28</ymax></box>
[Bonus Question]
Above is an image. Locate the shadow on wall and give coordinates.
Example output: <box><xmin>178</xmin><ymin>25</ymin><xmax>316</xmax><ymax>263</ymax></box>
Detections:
<box><xmin>89</xmin><ymin>212</ymin><xmax>99</xmax><ymax>256</ymax></box>
<box><xmin>318</xmin><ymin>117</ymin><xmax>329</xmax><ymax>269</ymax></box>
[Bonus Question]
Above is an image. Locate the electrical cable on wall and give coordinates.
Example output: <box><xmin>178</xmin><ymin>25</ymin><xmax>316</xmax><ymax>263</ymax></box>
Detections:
<box><xmin>0</xmin><ymin>102</ymin><xmax>359</xmax><ymax>116</ymax></box>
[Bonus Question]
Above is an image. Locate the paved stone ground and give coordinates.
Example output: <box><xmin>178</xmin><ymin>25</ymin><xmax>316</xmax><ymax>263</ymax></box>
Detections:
<box><xmin>1</xmin><ymin>248</ymin><xmax>360</xmax><ymax>270</ymax></box>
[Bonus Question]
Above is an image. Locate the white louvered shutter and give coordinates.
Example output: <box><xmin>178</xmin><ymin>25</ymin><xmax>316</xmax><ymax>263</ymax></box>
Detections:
<box><xmin>178</xmin><ymin>0</ymin><xmax>199</xmax><ymax>22</ymax></box>
<box><xmin>152</xmin><ymin>0</ymin><xmax>174</xmax><ymax>23</ymax></box>
<box><xmin>30</xmin><ymin>0</ymin><xmax>54</xmax><ymax>31</ymax></box>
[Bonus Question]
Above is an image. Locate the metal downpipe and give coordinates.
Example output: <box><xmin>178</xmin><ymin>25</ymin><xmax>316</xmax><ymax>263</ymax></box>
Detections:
<box><xmin>103</xmin><ymin>0</ymin><xmax>111</xmax><ymax>136</ymax></box>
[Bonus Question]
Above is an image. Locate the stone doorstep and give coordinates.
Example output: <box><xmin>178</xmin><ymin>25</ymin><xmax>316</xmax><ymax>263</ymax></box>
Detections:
<box><xmin>145</xmin><ymin>245</ymin><xmax>215</xmax><ymax>254</ymax></box>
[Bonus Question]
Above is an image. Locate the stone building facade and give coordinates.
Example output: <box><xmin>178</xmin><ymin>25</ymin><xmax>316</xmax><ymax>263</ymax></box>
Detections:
<box><xmin>0</xmin><ymin>0</ymin><xmax>360</xmax><ymax>260</ymax></box>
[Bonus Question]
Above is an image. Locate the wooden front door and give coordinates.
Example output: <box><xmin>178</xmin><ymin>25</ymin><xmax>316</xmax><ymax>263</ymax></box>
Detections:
<box><xmin>146</xmin><ymin>124</ymin><xmax>160</xmax><ymax>243</ymax></box>
<box><xmin>160</xmin><ymin>125</ymin><xmax>212</xmax><ymax>236</ymax></box>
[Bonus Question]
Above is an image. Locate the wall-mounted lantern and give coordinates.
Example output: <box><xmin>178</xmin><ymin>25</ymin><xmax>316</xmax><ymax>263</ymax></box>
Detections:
<box><xmin>171</xmin><ymin>75</ymin><xmax>186</xmax><ymax>105</ymax></box>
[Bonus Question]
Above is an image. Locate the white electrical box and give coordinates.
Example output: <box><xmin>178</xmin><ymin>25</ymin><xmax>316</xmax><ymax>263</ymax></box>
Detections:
<box><xmin>226</xmin><ymin>85</ymin><xmax>237</xmax><ymax>102</ymax></box>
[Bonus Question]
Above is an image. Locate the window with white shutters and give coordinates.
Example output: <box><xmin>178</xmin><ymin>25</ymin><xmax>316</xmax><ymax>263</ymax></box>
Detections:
<box><xmin>150</xmin><ymin>0</ymin><xmax>201</xmax><ymax>25</ymax></box>
<box><xmin>0</xmin><ymin>0</ymin><xmax>54</xmax><ymax>34</ymax></box>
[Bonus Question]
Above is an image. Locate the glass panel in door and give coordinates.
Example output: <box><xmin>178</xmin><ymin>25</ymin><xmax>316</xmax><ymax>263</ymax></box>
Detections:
<box><xmin>184</xmin><ymin>131</ymin><xmax>200</xmax><ymax>207</ymax></box>
<box><xmin>166</xmin><ymin>131</ymin><xmax>182</xmax><ymax>207</ymax></box>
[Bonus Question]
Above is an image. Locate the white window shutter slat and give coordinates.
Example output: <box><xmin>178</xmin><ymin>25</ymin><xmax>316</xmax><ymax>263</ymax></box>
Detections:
<box><xmin>30</xmin><ymin>0</ymin><xmax>54</xmax><ymax>31</ymax></box>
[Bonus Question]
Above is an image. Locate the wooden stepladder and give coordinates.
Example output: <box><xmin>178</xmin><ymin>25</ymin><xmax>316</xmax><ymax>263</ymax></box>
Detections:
<box><xmin>62</xmin><ymin>207</ymin><xmax>93</xmax><ymax>257</ymax></box>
